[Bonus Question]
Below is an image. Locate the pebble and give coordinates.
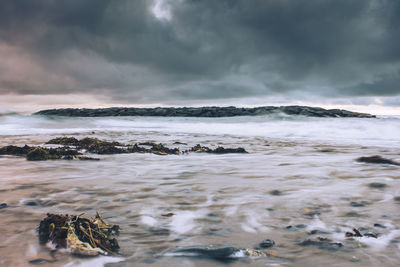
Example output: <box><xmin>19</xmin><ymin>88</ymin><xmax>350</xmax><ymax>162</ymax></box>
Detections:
<box><xmin>368</xmin><ymin>183</ymin><xmax>387</xmax><ymax>189</ymax></box>
<box><xmin>259</xmin><ymin>239</ymin><xmax>275</xmax><ymax>248</ymax></box>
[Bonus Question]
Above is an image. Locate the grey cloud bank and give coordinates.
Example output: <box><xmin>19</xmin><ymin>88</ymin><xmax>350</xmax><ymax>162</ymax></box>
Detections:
<box><xmin>0</xmin><ymin>0</ymin><xmax>399</xmax><ymax>106</ymax></box>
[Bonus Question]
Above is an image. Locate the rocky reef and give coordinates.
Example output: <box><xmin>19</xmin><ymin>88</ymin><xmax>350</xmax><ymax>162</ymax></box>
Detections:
<box><xmin>33</xmin><ymin>105</ymin><xmax>375</xmax><ymax>118</ymax></box>
<box><xmin>0</xmin><ymin>137</ymin><xmax>247</xmax><ymax>161</ymax></box>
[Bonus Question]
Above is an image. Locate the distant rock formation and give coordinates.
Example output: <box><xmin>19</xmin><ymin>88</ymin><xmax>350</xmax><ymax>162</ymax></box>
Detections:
<box><xmin>33</xmin><ymin>105</ymin><xmax>376</xmax><ymax>118</ymax></box>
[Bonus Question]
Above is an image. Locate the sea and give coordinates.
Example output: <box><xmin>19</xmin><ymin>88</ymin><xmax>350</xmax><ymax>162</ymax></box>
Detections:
<box><xmin>0</xmin><ymin>112</ymin><xmax>400</xmax><ymax>266</ymax></box>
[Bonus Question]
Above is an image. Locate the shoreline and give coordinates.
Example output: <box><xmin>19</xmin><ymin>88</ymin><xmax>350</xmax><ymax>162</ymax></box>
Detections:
<box><xmin>33</xmin><ymin>105</ymin><xmax>376</xmax><ymax>118</ymax></box>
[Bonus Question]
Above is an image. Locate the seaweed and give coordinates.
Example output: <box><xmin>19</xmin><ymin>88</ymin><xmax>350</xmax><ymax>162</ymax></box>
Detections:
<box><xmin>0</xmin><ymin>137</ymin><xmax>249</xmax><ymax>161</ymax></box>
<box><xmin>38</xmin><ymin>212</ymin><xmax>120</xmax><ymax>256</ymax></box>
<box><xmin>188</xmin><ymin>144</ymin><xmax>247</xmax><ymax>154</ymax></box>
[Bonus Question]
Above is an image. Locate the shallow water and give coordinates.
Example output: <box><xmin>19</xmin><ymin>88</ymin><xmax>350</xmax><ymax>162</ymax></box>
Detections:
<box><xmin>0</xmin><ymin>114</ymin><xmax>400</xmax><ymax>266</ymax></box>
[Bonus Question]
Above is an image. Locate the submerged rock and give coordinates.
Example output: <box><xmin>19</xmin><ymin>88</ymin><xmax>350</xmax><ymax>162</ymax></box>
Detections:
<box><xmin>350</xmin><ymin>201</ymin><xmax>369</xmax><ymax>207</ymax></box>
<box><xmin>259</xmin><ymin>239</ymin><xmax>275</xmax><ymax>248</ymax></box>
<box><xmin>356</xmin><ymin>155</ymin><xmax>400</xmax><ymax>166</ymax></box>
<box><xmin>166</xmin><ymin>245</ymin><xmax>267</xmax><ymax>261</ymax></box>
<box><xmin>299</xmin><ymin>237</ymin><xmax>343</xmax><ymax>251</ymax></box>
<box><xmin>167</xmin><ymin>246</ymin><xmax>240</xmax><ymax>260</ymax></box>
<box><xmin>368</xmin><ymin>182</ymin><xmax>387</xmax><ymax>189</ymax></box>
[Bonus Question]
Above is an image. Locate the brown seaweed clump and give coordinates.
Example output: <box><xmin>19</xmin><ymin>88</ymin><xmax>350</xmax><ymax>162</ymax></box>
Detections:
<box><xmin>38</xmin><ymin>213</ymin><xmax>120</xmax><ymax>256</ymax></box>
<box><xmin>188</xmin><ymin>144</ymin><xmax>248</xmax><ymax>154</ymax></box>
<box><xmin>0</xmin><ymin>145</ymin><xmax>90</xmax><ymax>161</ymax></box>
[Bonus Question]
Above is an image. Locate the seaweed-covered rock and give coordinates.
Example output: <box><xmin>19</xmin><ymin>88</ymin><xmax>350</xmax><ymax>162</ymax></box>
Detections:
<box><xmin>46</xmin><ymin>137</ymin><xmax>80</xmax><ymax>146</ymax></box>
<box><xmin>189</xmin><ymin>144</ymin><xmax>248</xmax><ymax>154</ymax></box>
<box><xmin>356</xmin><ymin>155</ymin><xmax>400</xmax><ymax>166</ymax></box>
<box><xmin>0</xmin><ymin>145</ymin><xmax>34</xmax><ymax>156</ymax></box>
<box><xmin>38</xmin><ymin>213</ymin><xmax>120</xmax><ymax>256</ymax></box>
<box><xmin>27</xmin><ymin>147</ymin><xmax>51</xmax><ymax>161</ymax></box>
<box><xmin>150</xmin><ymin>143</ymin><xmax>180</xmax><ymax>155</ymax></box>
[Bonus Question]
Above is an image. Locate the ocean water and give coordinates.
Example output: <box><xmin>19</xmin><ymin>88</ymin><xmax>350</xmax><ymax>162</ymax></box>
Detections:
<box><xmin>0</xmin><ymin>113</ymin><xmax>400</xmax><ymax>266</ymax></box>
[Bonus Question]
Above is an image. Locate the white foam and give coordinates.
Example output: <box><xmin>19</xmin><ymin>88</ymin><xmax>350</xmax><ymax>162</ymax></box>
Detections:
<box><xmin>240</xmin><ymin>212</ymin><xmax>269</xmax><ymax>233</ymax></box>
<box><xmin>169</xmin><ymin>210</ymin><xmax>207</xmax><ymax>234</ymax></box>
<box><xmin>306</xmin><ymin>217</ymin><xmax>328</xmax><ymax>231</ymax></box>
<box><xmin>141</xmin><ymin>215</ymin><xmax>158</xmax><ymax>227</ymax></box>
<box><xmin>63</xmin><ymin>256</ymin><xmax>124</xmax><ymax>267</ymax></box>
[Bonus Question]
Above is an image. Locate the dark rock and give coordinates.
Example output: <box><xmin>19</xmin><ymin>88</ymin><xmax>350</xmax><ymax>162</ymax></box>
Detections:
<box><xmin>161</xmin><ymin>212</ymin><xmax>175</xmax><ymax>217</ymax></box>
<box><xmin>173</xmin><ymin>142</ymin><xmax>187</xmax><ymax>145</ymax></box>
<box><xmin>368</xmin><ymin>183</ymin><xmax>387</xmax><ymax>189</ymax></box>
<box><xmin>188</xmin><ymin>144</ymin><xmax>247</xmax><ymax>154</ymax></box>
<box><xmin>28</xmin><ymin>258</ymin><xmax>56</xmax><ymax>265</ymax></box>
<box><xmin>374</xmin><ymin>223</ymin><xmax>386</xmax><ymax>229</ymax></box>
<box><xmin>270</xmin><ymin>190</ymin><xmax>282</xmax><ymax>196</ymax></box>
<box><xmin>364</xmin><ymin>232</ymin><xmax>378</xmax><ymax>238</ymax></box>
<box><xmin>259</xmin><ymin>239</ymin><xmax>275</xmax><ymax>248</ymax></box>
<box><xmin>167</xmin><ymin>246</ymin><xmax>240</xmax><ymax>261</ymax></box>
<box><xmin>26</xmin><ymin>148</ymin><xmax>50</xmax><ymax>161</ymax></box>
<box><xmin>356</xmin><ymin>155</ymin><xmax>400</xmax><ymax>166</ymax></box>
<box><xmin>350</xmin><ymin>201</ymin><xmax>369</xmax><ymax>207</ymax></box>
<box><xmin>0</xmin><ymin>145</ymin><xmax>34</xmax><ymax>156</ymax></box>
<box><xmin>34</xmin><ymin>105</ymin><xmax>376</xmax><ymax>118</ymax></box>
<box><xmin>138</xmin><ymin>142</ymin><xmax>156</xmax><ymax>146</ymax></box>
<box><xmin>309</xmin><ymin>230</ymin><xmax>330</xmax><ymax>235</ymax></box>
<box><xmin>299</xmin><ymin>237</ymin><xmax>343</xmax><ymax>251</ymax></box>
<box><xmin>394</xmin><ymin>196</ymin><xmax>400</xmax><ymax>202</ymax></box>
<box><xmin>25</xmin><ymin>201</ymin><xmax>40</xmax><ymax>206</ymax></box>
<box><xmin>46</xmin><ymin>137</ymin><xmax>79</xmax><ymax>146</ymax></box>
<box><xmin>345</xmin><ymin>228</ymin><xmax>363</xmax><ymax>237</ymax></box>
<box><xmin>286</xmin><ymin>224</ymin><xmax>307</xmax><ymax>230</ymax></box>
<box><xmin>0</xmin><ymin>203</ymin><xmax>7</xmax><ymax>209</ymax></box>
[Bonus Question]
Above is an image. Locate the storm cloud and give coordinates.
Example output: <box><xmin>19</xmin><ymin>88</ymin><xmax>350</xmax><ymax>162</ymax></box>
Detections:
<box><xmin>0</xmin><ymin>0</ymin><xmax>399</xmax><ymax>104</ymax></box>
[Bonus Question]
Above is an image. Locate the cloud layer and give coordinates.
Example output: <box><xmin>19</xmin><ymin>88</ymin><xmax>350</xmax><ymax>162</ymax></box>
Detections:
<box><xmin>0</xmin><ymin>0</ymin><xmax>399</xmax><ymax>104</ymax></box>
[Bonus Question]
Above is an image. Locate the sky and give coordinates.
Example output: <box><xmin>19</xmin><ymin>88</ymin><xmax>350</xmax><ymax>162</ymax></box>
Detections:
<box><xmin>0</xmin><ymin>0</ymin><xmax>400</xmax><ymax>114</ymax></box>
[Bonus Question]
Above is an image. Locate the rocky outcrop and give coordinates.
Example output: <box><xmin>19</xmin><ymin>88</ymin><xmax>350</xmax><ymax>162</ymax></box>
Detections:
<box><xmin>33</xmin><ymin>105</ymin><xmax>376</xmax><ymax>118</ymax></box>
<box><xmin>0</xmin><ymin>137</ymin><xmax>247</xmax><ymax>161</ymax></box>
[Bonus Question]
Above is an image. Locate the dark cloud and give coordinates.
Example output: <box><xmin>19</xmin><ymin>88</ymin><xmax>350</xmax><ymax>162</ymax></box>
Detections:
<box><xmin>0</xmin><ymin>0</ymin><xmax>399</xmax><ymax>104</ymax></box>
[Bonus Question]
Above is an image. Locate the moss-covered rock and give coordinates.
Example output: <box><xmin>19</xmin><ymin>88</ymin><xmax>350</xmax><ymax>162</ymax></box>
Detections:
<box><xmin>27</xmin><ymin>147</ymin><xmax>51</xmax><ymax>161</ymax></box>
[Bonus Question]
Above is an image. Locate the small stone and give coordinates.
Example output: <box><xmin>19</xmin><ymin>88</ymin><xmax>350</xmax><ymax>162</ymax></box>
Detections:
<box><xmin>0</xmin><ymin>203</ymin><xmax>7</xmax><ymax>209</ymax></box>
<box><xmin>270</xmin><ymin>190</ymin><xmax>282</xmax><ymax>196</ymax></box>
<box><xmin>350</xmin><ymin>256</ymin><xmax>360</xmax><ymax>262</ymax></box>
<box><xmin>350</xmin><ymin>201</ymin><xmax>369</xmax><ymax>207</ymax></box>
<box><xmin>259</xmin><ymin>239</ymin><xmax>275</xmax><ymax>248</ymax></box>
<box><xmin>394</xmin><ymin>196</ymin><xmax>400</xmax><ymax>202</ymax></box>
<box><xmin>25</xmin><ymin>201</ymin><xmax>39</xmax><ymax>206</ymax></box>
<box><xmin>161</xmin><ymin>212</ymin><xmax>175</xmax><ymax>217</ymax></box>
<box><xmin>368</xmin><ymin>183</ymin><xmax>387</xmax><ymax>189</ymax></box>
